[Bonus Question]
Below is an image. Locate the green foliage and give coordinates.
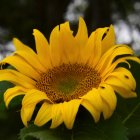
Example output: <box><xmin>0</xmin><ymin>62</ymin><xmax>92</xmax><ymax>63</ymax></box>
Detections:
<box><xmin>19</xmin><ymin>111</ymin><xmax>128</xmax><ymax>140</ymax></box>
<box><xmin>0</xmin><ymin>81</ymin><xmax>13</xmax><ymax>111</ymax></box>
<box><xmin>20</xmin><ymin>124</ymin><xmax>71</xmax><ymax>140</ymax></box>
<box><xmin>122</xmin><ymin>60</ymin><xmax>140</xmax><ymax>139</ymax></box>
<box><xmin>0</xmin><ymin>81</ymin><xmax>23</xmax><ymax>140</ymax></box>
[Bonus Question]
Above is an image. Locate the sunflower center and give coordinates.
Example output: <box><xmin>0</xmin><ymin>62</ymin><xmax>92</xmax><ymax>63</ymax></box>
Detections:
<box><xmin>36</xmin><ymin>63</ymin><xmax>101</xmax><ymax>103</ymax></box>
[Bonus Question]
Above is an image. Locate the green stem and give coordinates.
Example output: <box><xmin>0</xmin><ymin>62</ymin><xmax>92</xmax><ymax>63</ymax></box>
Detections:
<box><xmin>122</xmin><ymin>102</ymin><xmax>140</xmax><ymax>124</ymax></box>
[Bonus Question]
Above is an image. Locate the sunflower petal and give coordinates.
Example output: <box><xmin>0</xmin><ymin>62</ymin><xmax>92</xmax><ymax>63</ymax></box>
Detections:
<box><xmin>105</xmin><ymin>76</ymin><xmax>137</xmax><ymax>98</ymax></box>
<box><xmin>0</xmin><ymin>70</ymin><xmax>35</xmax><ymax>88</ymax></box>
<box><xmin>109</xmin><ymin>67</ymin><xmax>136</xmax><ymax>89</ymax></box>
<box><xmin>21</xmin><ymin>89</ymin><xmax>52</xmax><ymax>126</ymax></box>
<box><xmin>22</xmin><ymin>89</ymin><xmax>51</xmax><ymax>107</ymax></box>
<box><xmin>50</xmin><ymin>26</ymin><xmax>62</xmax><ymax>67</ymax></box>
<box><xmin>113</xmin><ymin>86</ymin><xmax>136</xmax><ymax>98</ymax></box>
<box><xmin>4</xmin><ymin>86</ymin><xmax>26</xmax><ymax>107</ymax></box>
<box><xmin>80</xmin><ymin>32</ymin><xmax>95</xmax><ymax>64</ymax></box>
<box><xmin>101</xmin><ymin>25</ymin><xmax>115</xmax><ymax>54</ymax></box>
<box><xmin>33</xmin><ymin>29</ymin><xmax>52</xmax><ymax>69</ymax></box>
<box><xmin>14</xmin><ymin>50</ymin><xmax>46</xmax><ymax>73</ymax></box>
<box><xmin>21</xmin><ymin>104</ymin><xmax>36</xmax><ymax>126</ymax></box>
<box><xmin>88</xmin><ymin>27</ymin><xmax>108</xmax><ymax>67</ymax></box>
<box><xmin>60</xmin><ymin>22</ymin><xmax>80</xmax><ymax>64</ymax></box>
<box><xmin>98</xmin><ymin>85</ymin><xmax>115</xmax><ymax>119</ymax></box>
<box><xmin>81</xmin><ymin>100</ymin><xmax>100</xmax><ymax>122</ymax></box>
<box><xmin>0</xmin><ymin>69</ymin><xmax>35</xmax><ymax>85</ymax></box>
<box><xmin>101</xmin><ymin>99</ymin><xmax>113</xmax><ymax>119</ymax></box>
<box><xmin>50</xmin><ymin>103</ymin><xmax>63</xmax><ymax>128</ymax></box>
<box><xmin>102</xmin><ymin>58</ymin><xmax>130</xmax><ymax>78</ymax></box>
<box><xmin>13</xmin><ymin>38</ymin><xmax>34</xmax><ymax>53</ymax></box>
<box><xmin>81</xmin><ymin>88</ymin><xmax>102</xmax><ymax>111</ymax></box>
<box><xmin>96</xmin><ymin>45</ymin><xmax>133</xmax><ymax>73</ymax></box>
<box><xmin>34</xmin><ymin>102</ymin><xmax>52</xmax><ymax>126</ymax></box>
<box><xmin>125</xmin><ymin>56</ymin><xmax>140</xmax><ymax>63</ymax></box>
<box><xmin>1</xmin><ymin>55</ymin><xmax>40</xmax><ymax>79</ymax></box>
<box><xmin>98</xmin><ymin>84</ymin><xmax>117</xmax><ymax>111</ymax></box>
<box><xmin>62</xmin><ymin>99</ymin><xmax>81</xmax><ymax>129</ymax></box>
<box><xmin>75</xmin><ymin>17</ymin><xmax>88</xmax><ymax>47</ymax></box>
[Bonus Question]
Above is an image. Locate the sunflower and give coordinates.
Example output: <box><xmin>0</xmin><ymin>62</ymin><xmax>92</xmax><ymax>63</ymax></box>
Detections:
<box><xmin>0</xmin><ymin>18</ymin><xmax>139</xmax><ymax>129</ymax></box>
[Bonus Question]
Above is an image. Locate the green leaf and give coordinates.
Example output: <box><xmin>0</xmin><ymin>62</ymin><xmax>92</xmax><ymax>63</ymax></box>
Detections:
<box><xmin>19</xmin><ymin>123</ymin><xmax>71</xmax><ymax>140</ymax></box>
<box><xmin>124</xmin><ymin>102</ymin><xmax>140</xmax><ymax>138</ymax></box>
<box><xmin>0</xmin><ymin>81</ymin><xmax>14</xmax><ymax>111</ymax></box>
<box><xmin>0</xmin><ymin>81</ymin><xmax>13</xmax><ymax>94</ymax></box>
<box><xmin>116</xmin><ymin>60</ymin><xmax>140</xmax><ymax>139</ymax></box>
<box><xmin>19</xmin><ymin>109</ymin><xmax>128</xmax><ymax>140</ymax></box>
<box><xmin>0</xmin><ymin>81</ymin><xmax>23</xmax><ymax>110</ymax></box>
<box><xmin>73</xmin><ymin>110</ymin><xmax>128</xmax><ymax>140</ymax></box>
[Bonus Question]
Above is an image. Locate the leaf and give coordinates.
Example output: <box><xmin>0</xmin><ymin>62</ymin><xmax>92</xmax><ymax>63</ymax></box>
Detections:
<box><xmin>19</xmin><ymin>123</ymin><xmax>71</xmax><ymax>140</ymax></box>
<box><xmin>0</xmin><ymin>81</ymin><xmax>23</xmax><ymax>110</ymax></box>
<box><xmin>0</xmin><ymin>65</ymin><xmax>16</xmax><ymax>109</ymax></box>
<box><xmin>116</xmin><ymin>60</ymin><xmax>140</xmax><ymax>139</ymax></box>
<box><xmin>19</xmin><ymin>108</ymin><xmax>128</xmax><ymax>140</ymax></box>
<box><xmin>124</xmin><ymin>102</ymin><xmax>140</xmax><ymax>138</ymax></box>
<box><xmin>73</xmin><ymin>109</ymin><xmax>128</xmax><ymax>140</ymax></box>
<box><xmin>0</xmin><ymin>81</ymin><xmax>14</xmax><ymax>111</ymax></box>
<box><xmin>125</xmin><ymin>61</ymin><xmax>140</xmax><ymax>138</ymax></box>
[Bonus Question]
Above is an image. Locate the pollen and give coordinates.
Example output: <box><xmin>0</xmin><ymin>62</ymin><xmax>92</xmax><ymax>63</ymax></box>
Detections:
<box><xmin>36</xmin><ymin>63</ymin><xmax>101</xmax><ymax>103</ymax></box>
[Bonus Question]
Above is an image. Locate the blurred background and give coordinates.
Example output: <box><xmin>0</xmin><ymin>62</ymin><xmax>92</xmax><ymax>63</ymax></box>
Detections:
<box><xmin>0</xmin><ymin>0</ymin><xmax>140</xmax><ymax>139</ymax></box>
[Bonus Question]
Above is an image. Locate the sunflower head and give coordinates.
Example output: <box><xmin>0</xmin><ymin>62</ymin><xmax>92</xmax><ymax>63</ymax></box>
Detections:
<box><xmin>0</xmin><ymin>17</ymin><xmax>139</xmax><ymax>129</ymax></box>
<box><xmin>35</xmin><ymin>63</ymin><xmax>101</xmax><ymax>103</ymax></box>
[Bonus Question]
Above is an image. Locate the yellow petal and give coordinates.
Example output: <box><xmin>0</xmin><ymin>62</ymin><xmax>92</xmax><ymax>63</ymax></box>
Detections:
<box><xmin>103</xmin><ymin>56</ymin><xmax>140</xmax><ymax>80</ymax></box>
<box><xmin>80</xmin><ymin>32</ymin><xmax>95</xmax><ymax>64</ymax></box>
<box><xmin>108</xmin><ymin>67</ymin><xmax>136</xmax><ymax>90</ymax></box>
<box><xmin>4</xmin><ymin>86</ymin><xmax>26</xmax><ymax>107</ymax></box>
<box><xmin>114</xmin><ymin>86</ymin><xmax>136</xmax><ymax>98</ymax></box>
<box><xmin>22</xmin><ymin>89</ymin><xmax>51</xmax><ymax>107</ymax></box>
<box><xmin>14</xmin><ymin>50</ymin><xmax>46</xmax><ymax>73</ymax></box>
<box><xmin>125</xmin><ymin>56</ymin><xmax>140</xmax><ymax>64</ymax></box>
<box><xmin>0</xmin><ymin>69</ymin><xmax>35</xmax><ymax>85</ymax></box>
<box><xmin>33</xmin><ymin>29</ymin><xmax>52</xmax><ymax>69</ymax></box>
<box><xmin>98</xmin><ymin>84</ymin><xmax>114</xmax><ymax>119</ymax></box>
<box><xmin>50</xmin><ymin>26</ymin><xmax>62</xmax><ymax>67</ymax></box>
<box><xmin>96</xmin><ymin>45</ymin><xmax>133</xmax><ymax>74</ymax></box>
<box><xmin>105</xmin><ymin>76</ymin><xmax>137</xmax><ymax>98</ymax></box>
<box><xmin>101</xmin><ymin>99</ymin><xmax>113</xmax><ymax>119</ymax></box>
<box><xmin>102</xmin><ymin>58</ymin><xmax>130</xmax><ymax>78</ymax></box>
<box><xmin>81</xmin><ymin>100</ymin><xmax>100</xmax><ymax>122</ymax></box>
<box><xmin>60</xmin><ymin>22</ymin><xmax>80</xmax><ymax>64</ymax></box>
<box><xmin>50</xmin><ymin>103</ymin><xmax>63</xmax><ymax>128</ymax></box>
<box><xmin>34</xmin><ymin>102</ymin><xmax>52</xmax><ymax>126</ymax></box>
<box><xmin>81</xmin><ymin>88</ymin><xmax>102</xmax><ymax>111</ymax></box>
<box><xmin>21</xmin><ymin>104</ymin><xmax>36</xmax><ymax>126</ymax></box>
<box><xmin>98</xmin><ymin>84</ymin><xmax>117</xmax><ymax>111</ymax></box>
<box><xmin>101</xmin><ymin>25</ymin><xmax>115</xmax><ymax>54</ymax></box>
<box><xmin>75</xmin><ymin>17</ymin><xmax>88</xmax><ymax>47</ymax></box>
<box><xmin>88</xmin><ymin>27</ymin><xmax>108</xmax><ymax>67</ymax></box>
<box><xmin>13</xmin><ymin>38</ymin><xmax>34</xmax><ymax>53</ymax></box>
<box><xmin>1</xmin><ymin>55</ymin><xmax>40</xmax><ymax>80</ymax></box>
<box><xmin>13</xmin><ymin>38</ymin><xmax>46</xmax><ymax>72</ymax></box>
<box><xmin>0</xmin><ymin>70</ymin><xmax>35</xmax><ymax>88</ymax></box>
<box><xmin>62</xmin><ymin>99</ymin><xmax>81</xmax><ymax>129</ymax></box>
<box><xmin>21</xmin><ymin>89</ymin><xmax>52</xmax><ymax>126</ymax></box>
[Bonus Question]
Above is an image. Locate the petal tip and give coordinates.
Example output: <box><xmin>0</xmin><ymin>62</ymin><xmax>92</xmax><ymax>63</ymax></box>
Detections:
<box><xmin>33</xmin><ymin>29</ymin><xmax>40</xmax><ymax>35</ymax></box>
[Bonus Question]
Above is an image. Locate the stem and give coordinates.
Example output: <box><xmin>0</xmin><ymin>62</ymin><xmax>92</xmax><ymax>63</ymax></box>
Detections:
<box><xmin>122</xmin><ymin>102</ymin><xmax>140</xmax><ymax>124</ymax></box>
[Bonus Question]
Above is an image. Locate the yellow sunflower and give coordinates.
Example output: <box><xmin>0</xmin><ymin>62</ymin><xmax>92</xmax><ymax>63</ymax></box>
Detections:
<box><xmin>0</xmin><ymin>18</ymin><xmax>139</xmax><ymax>129</ymax></box>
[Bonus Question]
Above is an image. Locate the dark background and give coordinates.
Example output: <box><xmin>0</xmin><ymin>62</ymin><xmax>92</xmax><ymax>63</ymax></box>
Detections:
<box><xmin>0</xmin><ymin>0</ymin><xmax>140</xmax><ymax>49</ymax></box>
<box><xmin>0</xmin><ymin>0</ymin><xmax>140</xmax><ymax>139</ymax></box>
